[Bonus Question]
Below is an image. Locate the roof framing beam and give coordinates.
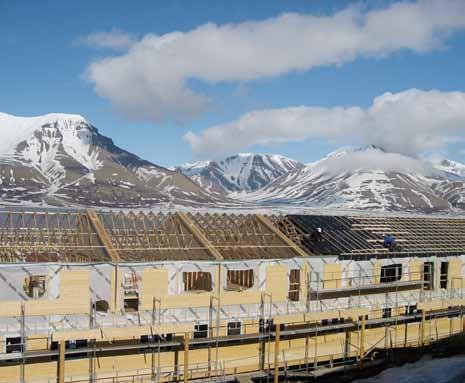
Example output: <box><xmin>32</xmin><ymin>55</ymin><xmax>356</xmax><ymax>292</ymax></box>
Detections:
<box><xmin>86</xmin><ymin>209</ymin><xmax>121</xmax><ymax>262</ymax></box>
<box><xmin>255</xmin><ymin>214</ymin><xmax>309</xmax><ymax>257</ymax></box>
<box><xmin>176</xmin><ymin>212</ymin><xmax>223</xmax><ymax>260</ymax></box>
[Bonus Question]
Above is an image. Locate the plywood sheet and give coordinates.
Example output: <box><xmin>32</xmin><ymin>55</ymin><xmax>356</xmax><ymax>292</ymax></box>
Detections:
<box><xmin>140</xmin><ymin>268</ymin><xmax>168</xmax><ymax>310</ymax></box>
<box><xmin>323</xmin><ymin>263</ymin><xmax>342</xmax><ymax>289</ymax></box>
<box><xmin>266</xmin><ymin>265</ymin><xmax>288</xmax><ymax>301</ymax></box>
<box><xmin>409</xmin><ymin>259</ymin><xmax>423</xmax><ymax>281</ymax></box>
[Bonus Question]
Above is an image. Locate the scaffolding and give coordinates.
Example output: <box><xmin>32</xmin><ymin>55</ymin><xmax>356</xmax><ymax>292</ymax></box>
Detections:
<box><xmin>0</xmin><ymin>208</ymin><xmax>465</xmax><ymax>382</ymax></box>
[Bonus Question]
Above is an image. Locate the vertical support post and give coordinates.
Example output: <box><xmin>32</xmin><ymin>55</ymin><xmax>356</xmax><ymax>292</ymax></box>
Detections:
<box><xmin>462</xmin><ymin>306</ymin><xmax>465</xmax><ymax>334</ymax></box>
<box><xmin>344</xmin><ymin>330</ymin><xmax>351</xmax><ymax>361</ymax></box>
<box><xmin>113</xmin><ymin>263</ymin><xmax>119</xmax><ymax>314</ymax></box>
<box><xmin>420</xmin><ymin>310</ymin><xmax>426</xmax><ymax>346</ymax></box>
<box><xmin>151</xmin><ymin>341</ymin><xmax>156</xmax><ymax>382</ymax></box>
<box><xmin>259</xmin><ymin>293</ymin><xmax>265</xmax><ymax>371</ymax></box>
<box><xmin>215</xmin><ymin>264</ymin><xmax>221</xmax><ymax>373</ymax></box>
<box><xmin>208</xmin><ymin>296</ymin><xmax>213</xmax><ymax>377</ymax></box>
<box><xmin>304</xmin><ymin>335</ymin><xmax>309</xmax><ymax>371</ymax></box>
<box><xmin>306</xmin><ymin>269</ymin><xmax>311</xmax><ymax>312</ymax></box>
<box><xmin>274</xmin><ymin>326</ymin><xmax>280</xmax><ymax>383</ymax></box>
<box><xmin>313</xmin><ymin>321</ymin><xmax>318</xmax><ymax>371</ymax></box>
<box><xmin>174</xmin><ymin>349</ymin><xmax>179</xmax><ymax>381</ymax></box>
<box><xmin>152</xmin><ymin>297</ymin><xmax>156</xmax><ymax>325</ymax></box>
<box><xmin>58</xmin><ymin>341</ymin><xmax>66</xmax><ymax>383</ymax></box>
<box><xmin>184</xmin><ymin>332</ymin><xmax>189</xmax><ymax>383</ymax></box>
<box><xmin>404</xmin><ymin>319</ymin><xmax>408</xmax><ymax>348</ymax></box>
<box><xmin>20</xmin><ymin>302</ymin><xmax>25</xmax><ymax>383</ymax></box>
<box><xmin>151</xmin><ymin>298</ymin><xmax>156</xmax><ymax>381</ymax></box>
<box><xmin>157</xmin><ymin>338</ymin><xmax>161</xmax><ymax>383</ymax></box>
<box><xmin>359</xmin><ymin>316</ymin><xmax>366</xmax><ymax>369</ymax></box>
<box><xmin>88</xmin><ymin>339</ymin><xmax>95</xmax><ymax>383</ymax></box>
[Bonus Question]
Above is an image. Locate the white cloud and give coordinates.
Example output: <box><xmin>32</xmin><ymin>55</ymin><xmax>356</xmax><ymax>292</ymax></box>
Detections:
<box><xmin>84</xmin><ymin>0</ymin><xmax>465</xmax><ymax>122</ymax></box>
<box><xmin>184</xmin><ymin>89</ymin><xmax>465</xmax><ymax>158</ymax></box>
<box><xmin>313</xmin><ymin>147</ymin><xmax>440</xmax><ymax>177</ymax></box>
<box><xmin>76</xmin><ymin>29</ymin><xmax>136</xmax><ymax>51</ymax></box>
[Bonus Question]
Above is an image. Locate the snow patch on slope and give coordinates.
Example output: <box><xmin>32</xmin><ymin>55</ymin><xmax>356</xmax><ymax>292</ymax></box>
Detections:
<box><xmin>177</xmin><ymin>153</ymin><xmax>303</xmax><ymax>194</ymax></box>
<box><xmin>0</xmin><ymin>113</ymin><xmax>85</xmax><ymax>153</ymax></box>
<box><xmin>241</xmin><ymin>146</ymin><xmax>453</xmax><ymax>212</ymax></box>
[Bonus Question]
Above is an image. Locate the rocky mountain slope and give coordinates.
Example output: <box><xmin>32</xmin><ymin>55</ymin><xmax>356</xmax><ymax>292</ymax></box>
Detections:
<box><xmin>3</xmin><ymin>112</ymin><xmax>465</xmax><ymax>213</ymax></box>
<box><xmin>239</xmin><ymin>146</ymin><xmax>465</xmax><ymax>213</ymax></box>
<box><xmin>176</xmin><ymin>153</ymin><xmax>303</xmax><ymax>195</ymax></box>
<box><xmin>0</xmin><ymin>112</ymin><xmax>223</xmax><ymax>207</ymax></box>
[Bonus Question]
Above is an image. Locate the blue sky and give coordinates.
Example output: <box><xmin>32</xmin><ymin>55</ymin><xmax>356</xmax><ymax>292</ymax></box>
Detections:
<box><xmin>2</xmin><ymin>0</ymin><xmax>465</xmax><ymax>166</ymax></box>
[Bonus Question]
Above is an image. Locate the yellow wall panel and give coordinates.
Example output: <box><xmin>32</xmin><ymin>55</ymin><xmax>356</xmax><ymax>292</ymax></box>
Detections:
<box><xmin>0</xmin><ymin>365</ymin><xmax>21</xmax><ymax>382</ymax></box>
<box><xmin>140</xmin><ymin>269</ymin><xmax>169</xmax><ymax>310</ymax></box>
<box><xmin>266</xmin><ymin>265</ymin><xmax>288</xmax><ymax>301</ymax></box>
<box><xmin>0</xmin><ymin>301</ymin><xmax>21</xmax><ymax>317</ymax></box>
<box><xmin>220</xmin><ymin>290</ymin><xmax>261</xmax><ymax>305</ymax></box>
<box><xmin>27</xmin><ymin>334</ymin><xmax>49</xmax><ymax>351</ymax></box>
<box><xmin>449</xmin><ymin>259</ymin><xmax>463</xmax><ymax>288</ymax></box>
<box><xmin>373</xmin><ymin>261</ymin><xmax>381</xmax><ymax>284</ymax></box>
<box><xmin>0</xmin><ymin>270</ymin><xmax>90</xmax><ymax>318</ymax></box>
<box><xmin>323</xmin><ymin>263</ymin><xmax>341</xmax><ymax>289</ymax></box>
<box><xmin>110</xmin><ymin>267</ymin><xmax>123</xmax><ymax>312</ymax></box>
<box><xmin>409</xmin><ymin>259</ymin><xmax>423</xmax><ymax>281</ymax></box>
<box><xmin>162</xmin><ymin>293</ymin><xmax>210</xmax><ymax>309</ymax></box>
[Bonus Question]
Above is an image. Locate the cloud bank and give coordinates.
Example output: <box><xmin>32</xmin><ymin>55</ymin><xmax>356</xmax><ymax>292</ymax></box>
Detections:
<box><xmin>76</xmin><ymin>29</ymin><xmax>136</xmax><ymax>51</ymax></box>
<box><xmin>184</xmin><ymin>89</ymin><xmax>465</xmax><ymax>158</ymax></box>
<box><xmin>84</xmin><ymin>0</ymin><xmax>465</xmax><ymax>122</ymax></box>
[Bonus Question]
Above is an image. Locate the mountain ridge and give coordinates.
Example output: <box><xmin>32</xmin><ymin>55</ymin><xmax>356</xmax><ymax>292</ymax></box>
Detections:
<box><xmin>176</xmin><ymin>153</ymin><xmax>303</xmax><ymax>195</ymax></box>
<box><xmin>3</xmin><ymin>112</ymin><xmax>465</xmax><ymax>213</ymax></box>
<box><xmin>0</xmin><ymin>112</ymin><xmax>224</xmax><ymax>207</ymax></box>
<box><xmin>239</xmin><ymin>146</ymin><xmax>462</xmax><ymax>212</ymax></box>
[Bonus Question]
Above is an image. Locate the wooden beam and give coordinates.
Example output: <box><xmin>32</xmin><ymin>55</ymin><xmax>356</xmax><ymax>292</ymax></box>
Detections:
<box><xmin>255</xmin><ymin>215</ymin><xmax>309</xmax><ymax>257</ymax></box>
<box><xmin>58</xmin><ymin>340</ymin><xmax>65</xmax><ymax>383</ymax></box>
<box><xmin>184</xmin><ymin>332</ymin><xmax>190</xmax><ymax>383</ymax></box>
<box><xmin>420</xmin><ymin>310</ymin><xmax>426</xmax><ymax>346</ymax></box>
<box><xmin>52</xmin><ymin>323</ymin><xmax>195</xmax><ymax>342</ymax></box>
<box><xmin>359</xmin><ymin>315</ymin><xmax>366</xmax><ymax>369</ymax></box>
<box><xmin>86</xmin><ymin>209</ymin><xmax>120</xmax><ymax>262</ymax></box>
<box><xmin>176</xmin><ymin>212</ymin><xmax>223</xmax><ymax>260</ymax></box>
<box><xmin>274</xmin><ymin>325</ymin><xmax>280</xmax><ymax>383</ymax></box>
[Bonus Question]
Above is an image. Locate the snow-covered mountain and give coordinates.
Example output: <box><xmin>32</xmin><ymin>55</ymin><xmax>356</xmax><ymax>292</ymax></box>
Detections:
<box><xmin>240</xmin><ymin>146</ymin><xmax>465</xmax><ymax>212</ymax></box>
<box><xmin>0</xmin><ymin>112</ymin><xmax>222</xmax><ymax>207</ymax></box>
<box><xmin>3</xmin><ymin>113</ymin><xmax>465</xmax><ymax>213</ymax></box>
<box><xmin>432</xmin><ymin>158</ymin><xmax>465</xmax><ymax>178</ymax></box>
<box><xmin>176</xmin><ymin>153</ymin><xmax>303</xmax><ymax>195</ymax></box>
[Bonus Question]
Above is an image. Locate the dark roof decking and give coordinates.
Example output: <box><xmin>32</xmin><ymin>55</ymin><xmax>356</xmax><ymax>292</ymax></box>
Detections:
<box><xmin>280</xmin><ymin>214</ymin><xmax>465</xmax><ymax>259</ymax></box>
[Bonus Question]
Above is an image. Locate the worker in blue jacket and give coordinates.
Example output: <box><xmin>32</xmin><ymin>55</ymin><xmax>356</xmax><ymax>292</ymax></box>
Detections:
<box><xmin>383</xmin><ymin>234</ymin><xmax>396</xmax><ymax>252</ymax></box>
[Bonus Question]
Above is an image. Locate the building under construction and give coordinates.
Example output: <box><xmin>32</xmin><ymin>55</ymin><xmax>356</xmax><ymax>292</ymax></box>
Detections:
<box><xmin>1</xmin><ymin>208</ymin><xmax>465</xmax><ymax>383</ymax></box>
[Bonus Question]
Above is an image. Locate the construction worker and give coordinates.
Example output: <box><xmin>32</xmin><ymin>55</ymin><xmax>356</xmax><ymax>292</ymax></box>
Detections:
<box><xmin>312</xmin><ymin>227</ymin><xmax>323</xmax><ymax>242</ymax></box>
<box><xmin>383</xmin><ymin>234</ymin><xmax>396</xmax><ymax>252</ymax></box>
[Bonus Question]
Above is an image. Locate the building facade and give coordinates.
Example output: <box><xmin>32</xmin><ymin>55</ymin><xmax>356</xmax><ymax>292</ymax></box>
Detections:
<box><xmin>0</xmin><ymin>209</ymin><xmax>464</xmax><ymax>382</ymax></box>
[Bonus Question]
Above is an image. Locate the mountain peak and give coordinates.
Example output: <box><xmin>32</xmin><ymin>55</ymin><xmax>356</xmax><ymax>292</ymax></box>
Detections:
<box><xmin>324</xmin><ymin>144</ymin><xmax>387</xmax><ymax>160</ymax></box>
<box><xmin>0</xmin><ymin>112</ymin><xmax>92</xmax><ymax>155</ymax></box>
<box><xmin>177</xmin><ymin>152</ymin><xmax>303</xmax><ymax>194</ymax></box>
<box><xmin>0</xmin><ymin>112</ymin><xmax>221</xmax><ymax>208</ymax></box>
<box><xmin>241</xmin><ymin>146</ymin><xmax>464</xmax><ymax>212</ymax></box>
<box><xmin>0</xmin><ymin>112</ymin><xmax>88</xmax><ymax>125</ymax></box>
